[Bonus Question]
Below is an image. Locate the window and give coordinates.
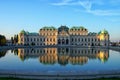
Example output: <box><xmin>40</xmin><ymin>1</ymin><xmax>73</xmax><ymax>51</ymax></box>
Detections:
<box><xmin>75</xmin><ymin>38</ymin><xmax>77</xmax><ymax>42</ymax></box>
<box><xmin>95</xmin><ymin>38</ymin><xmax>96</xmax><ymax>42</ymax></box>
<box><xmin>40</xmin><ymin>38</ymin><xmax>42</xmax><ymax>41</ymax></box>
<box><xmin>71</xmin><ymin>38</ymin><xmax>73</xmax><ymax>42</ymax></box>
<box><xmin>37</xmin><ymin>38</ymin><xmax>39</xmax><ymax>41</ymax></box>
<box><xmin>92</xmin><ymin>38</ymin><xmax>93</xmax><ymax>42</ymax></box>
<box><xmin>82</xmin><ymin>38</ymin><xmax>83</xmax><ymax>42</ymax></box>
<box><xmin>53</xmin><ymin>38</ymin><xmax>55</xmax><ymax>42</ymax></box>
<box><xmin>78</xmin><ymin>38</ymin><xmax>80</xmax><ymax>42</ymax></box>
<box><xmin>50</xmin><ymin>38</ymin><xmax>52</xmax><ymax>41</ymax></box>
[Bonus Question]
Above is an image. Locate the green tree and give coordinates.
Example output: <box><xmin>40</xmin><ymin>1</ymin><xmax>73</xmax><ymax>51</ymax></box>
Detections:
<box><xmin>0</xmin><ymin>35</ymin><xmax>6</xmax><ymax>46</ymax></box>
<box><xmin>11</xmin><ymin>37</ymin><xmax>14</xmax><ymax>44</ymax></box>
<box><xmin>11</xmin><ymin>34</ymin><xmax>18</xmax><ymax>44</ymax></box>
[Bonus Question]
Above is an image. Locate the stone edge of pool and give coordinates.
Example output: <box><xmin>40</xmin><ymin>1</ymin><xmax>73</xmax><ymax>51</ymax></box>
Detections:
<box><xmin>0</xmin><ymin>70</ymin><xmax>120</xmax><ymax>79</ymax></box>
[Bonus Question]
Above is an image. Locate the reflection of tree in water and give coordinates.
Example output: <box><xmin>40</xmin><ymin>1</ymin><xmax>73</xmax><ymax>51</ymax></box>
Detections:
<box><xmin>14</xmin><ymin>49</ymin><xmax>18</xmax><ymax>55</ymax></box>
<box><xmin>11</xmin><ymin>49</ymin><xmax>18</xmax><ymax>56</ymax></box>
<box><xmin>0</xmin><ymin>50</ymin><xmax>7</xmax><ymax>58</ymax></box>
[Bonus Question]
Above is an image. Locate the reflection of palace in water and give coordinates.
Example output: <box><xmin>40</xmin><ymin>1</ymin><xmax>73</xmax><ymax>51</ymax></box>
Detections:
<box><xmin>18</xmin><ymin>48</ymin><xmax>109</xmax><ymax>65</ymax></box>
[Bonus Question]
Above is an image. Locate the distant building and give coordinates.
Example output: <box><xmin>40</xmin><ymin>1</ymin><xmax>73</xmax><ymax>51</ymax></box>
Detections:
<box><xmin>18</xmin><ymin>26</ymin><xmax>109</xmax><ymax>46</ymax></box>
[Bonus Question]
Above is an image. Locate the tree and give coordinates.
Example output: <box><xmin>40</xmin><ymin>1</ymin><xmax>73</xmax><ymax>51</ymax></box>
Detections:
<box><xmin>11</xmin><ymin>34</ymin><xmax>18</xmax><ymax>44</ymax></box>
<box><xmin>11</xmin><ymin>37</ymin><xmax>14</xmax><ymax>44</ymax></box>
<box><xmin>14</xmin><ymin>34</ymin><xmax>18</xmax><ymax>44</ymax></box>
<box><xmin>0</xmin><ymin>35</ymin><xmax>6</xmax><ymax>46</ymax></box>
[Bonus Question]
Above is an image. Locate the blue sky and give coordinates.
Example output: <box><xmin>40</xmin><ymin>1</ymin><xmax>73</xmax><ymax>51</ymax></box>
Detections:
<box><xmin>0</xmin><ymin>0</ymin><xmax>120</xmax><ymax>41</ymax></box>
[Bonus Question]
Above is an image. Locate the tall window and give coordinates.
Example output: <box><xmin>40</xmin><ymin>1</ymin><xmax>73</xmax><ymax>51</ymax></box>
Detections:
<box><xmin>40</xmin><ymin>38</ymin><xmax>42</xmax><ymax>41</ymax></box>
<box><xmin>71</xmin><ymin>38</ymin><xmax>73</xmax><ymax>42</ymax></box>
<box><xmin>78</xmin><ymin>38</ymin><xmax>80</xmax><ymax>42</ymax></box>
<box><xmin>82</xmin><ymin>38</ymin><xmax>83</xmax><ymax>42</ymax></box>
<box><xmin>50</xmin><ymin>38</ymin><xmax>52</xmax><ymax>41</ymax></box>
<box><xmin>92</xmin><ymin>38</ymin><xmax>93</xmax><ymax>42</ymax></box>
<box><xmin>95</xmin><ymin>38</ymin><xmax>97</xmax><ymax>42</ymax></box>
<box><xmin>27</xmin><ymin>38</ymin><xmax>29</xmax><ymax>41</ymax></box>
<box><xmin>53</xmin><ymin>38</ymin><xmax>55</xmax><ymax>42</ymax></box>
<box><xmin>37</xmin><ymin>38</ymin><xmax>39</xmax><ymax>41</ymax></box>
<box><xmin>85</xmin><ymin>38</ymin><xmax>86</xmax><ymax>42</ymax></box>
<box><xmin>75</xmin><ymin>38</ymin><xmax>77</xmax><ymax>42</ymax></box>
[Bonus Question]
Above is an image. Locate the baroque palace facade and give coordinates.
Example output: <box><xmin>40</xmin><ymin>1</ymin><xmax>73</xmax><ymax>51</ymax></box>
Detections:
<box><xmin>18</xmin><ymin>26</ymin><xmax>109</xmax><ymax>46</ymax></box>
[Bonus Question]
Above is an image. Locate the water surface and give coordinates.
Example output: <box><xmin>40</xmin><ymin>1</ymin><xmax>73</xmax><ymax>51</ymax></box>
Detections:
<box><xmin>0</xmin><ymin>48</ymin><xmax>120</xmax><ymax>73</ymax></box>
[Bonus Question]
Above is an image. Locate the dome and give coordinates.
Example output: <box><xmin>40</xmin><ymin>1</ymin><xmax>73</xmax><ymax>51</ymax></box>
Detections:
<box><xmin>20</xmin><ymin>30</ymin><xmax>26</xmax><ymax>34</ymax></box>
<box><xmin>58</xmin><ymin>25</ymin><xmax>69</xmax><ymax>33</ymax></box>
<box><xmin>20</xmin><ymin>30</ymin><xmax>30</xmax><ymax>35</ymax></box>
<box><xmin>98</xmin><ymin>29</ymin><xmax>109</xmax><ymax>35</ymax></box>
<box><xmin>101</xmin><ymin>29</ymin><xmax>108</xmax><ymax>34</ymax></box>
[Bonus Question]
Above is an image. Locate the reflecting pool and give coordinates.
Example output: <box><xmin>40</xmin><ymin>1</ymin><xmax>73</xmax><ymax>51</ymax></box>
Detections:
<box><xmin>0</xmin><ymin>48</ymin><xmax>120</xmax><ymax>73</ymax></box>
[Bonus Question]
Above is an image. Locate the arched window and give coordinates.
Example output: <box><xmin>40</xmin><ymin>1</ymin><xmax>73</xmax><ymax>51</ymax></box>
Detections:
<box><xmin>58</xmin><ymin>39</ymin><xmax>61</xmax><ymax>44</ymax></box>
<box><xmin>71</xmin><ymin>38</ymin><xmax>73</xmax><ymax>42</ymax></box>
<box><xmin>78</xmin><ymin>38</ymin><xmax>80</xmax><ymax>42</ymax></box>
<box><xmin>66</xmin><ymin>39</ymin><xmax>69</xmax><ymax>45</ymax></box>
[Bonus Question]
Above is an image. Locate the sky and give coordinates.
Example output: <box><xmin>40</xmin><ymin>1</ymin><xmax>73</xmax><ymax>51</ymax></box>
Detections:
<box><xmin>0</xmin><ymin>0</ymin><xmax>120</xmax><ymax>41</ymax></box>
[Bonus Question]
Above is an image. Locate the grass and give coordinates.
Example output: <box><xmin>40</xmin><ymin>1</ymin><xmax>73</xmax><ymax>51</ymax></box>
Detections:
<box><xmin>0</xmin><ymin>77</ymin><xmax>30</xmax><ymax>80</ymax></box>
<box><xmin>0</xmin><ymin>77</ymin><xmax>120</xmax><ymax>80</ymax></box>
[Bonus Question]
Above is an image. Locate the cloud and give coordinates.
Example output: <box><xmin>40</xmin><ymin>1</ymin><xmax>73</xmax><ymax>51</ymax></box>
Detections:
<box><xmin>51</xmin><ymin>0</ymin><xmax>73</xmax><ymax>6</ymax></box>
<box><xmin>87</xmin><ymin>10</ymin><xmax>120</xmax><ymax>16</ymax></box>
<box><xmin>51</xmin><ymin>0</ymin><xmax>120</xmax><ymax>16</ymax></box>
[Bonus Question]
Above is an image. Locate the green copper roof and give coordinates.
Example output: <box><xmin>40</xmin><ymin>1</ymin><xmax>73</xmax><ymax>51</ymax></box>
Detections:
<box><xmin>98</xmin><ymin>29</ymin><xmax>109</xmax><ymax>35</ymax></box>
<box><xmin>41</xmin><ymin>26</ymin><xmax>56</xmax><ymax>30</ymax></box>
<box><xmin>20</xmin><ymin>30</ymin><xmax>27</xmax><ymax>34</ymax></box>
<box><xmin>58</xmin><ymin>25</ymin><xmax>69</xmax><ymax>33</ymax></box>
<box><xmin>20</xmin><ymin>30</ymin><xmax>38</xmax><ymax>35</ymax></box>
<box><xmin>70</xmin><ymin>26</ymin><xmax>87</xmax><ymax>31</ymax></box>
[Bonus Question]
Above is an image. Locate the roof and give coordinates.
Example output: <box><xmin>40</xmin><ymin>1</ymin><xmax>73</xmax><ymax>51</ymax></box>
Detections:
<box><xmin>40</xmin><ymin>26</ymin><xmax>57</xmax><ymax>31</ymax></box>
<box><xmin>98</xmin><ymin>29</ymin><xmax>109</xmax><ymax>35</ymax></box>
<box><xmin>20</xmin><ymin>30</ymin><xmax>27</xmax><ymax>34</ymax></box>
<box><xmin>70</xmin><ymin>26</ymin><xmax>87</xmax><ymax>31</ymax></box>
<box><xmin>58</xmin><ymin>25</ymin><xmax>69</xmax><ymax>33</ymax></box>
<box><xmin>20</xmin><ymin>30</ymin><xmax>38</xmax><ymax>35</ymax></box>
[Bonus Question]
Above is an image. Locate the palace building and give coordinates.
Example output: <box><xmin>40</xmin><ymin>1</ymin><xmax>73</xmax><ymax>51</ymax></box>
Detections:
<box><xmin>18</xmin><ymin>25</ymin><xmax>109</xmax><ymax>46</ymax></box>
